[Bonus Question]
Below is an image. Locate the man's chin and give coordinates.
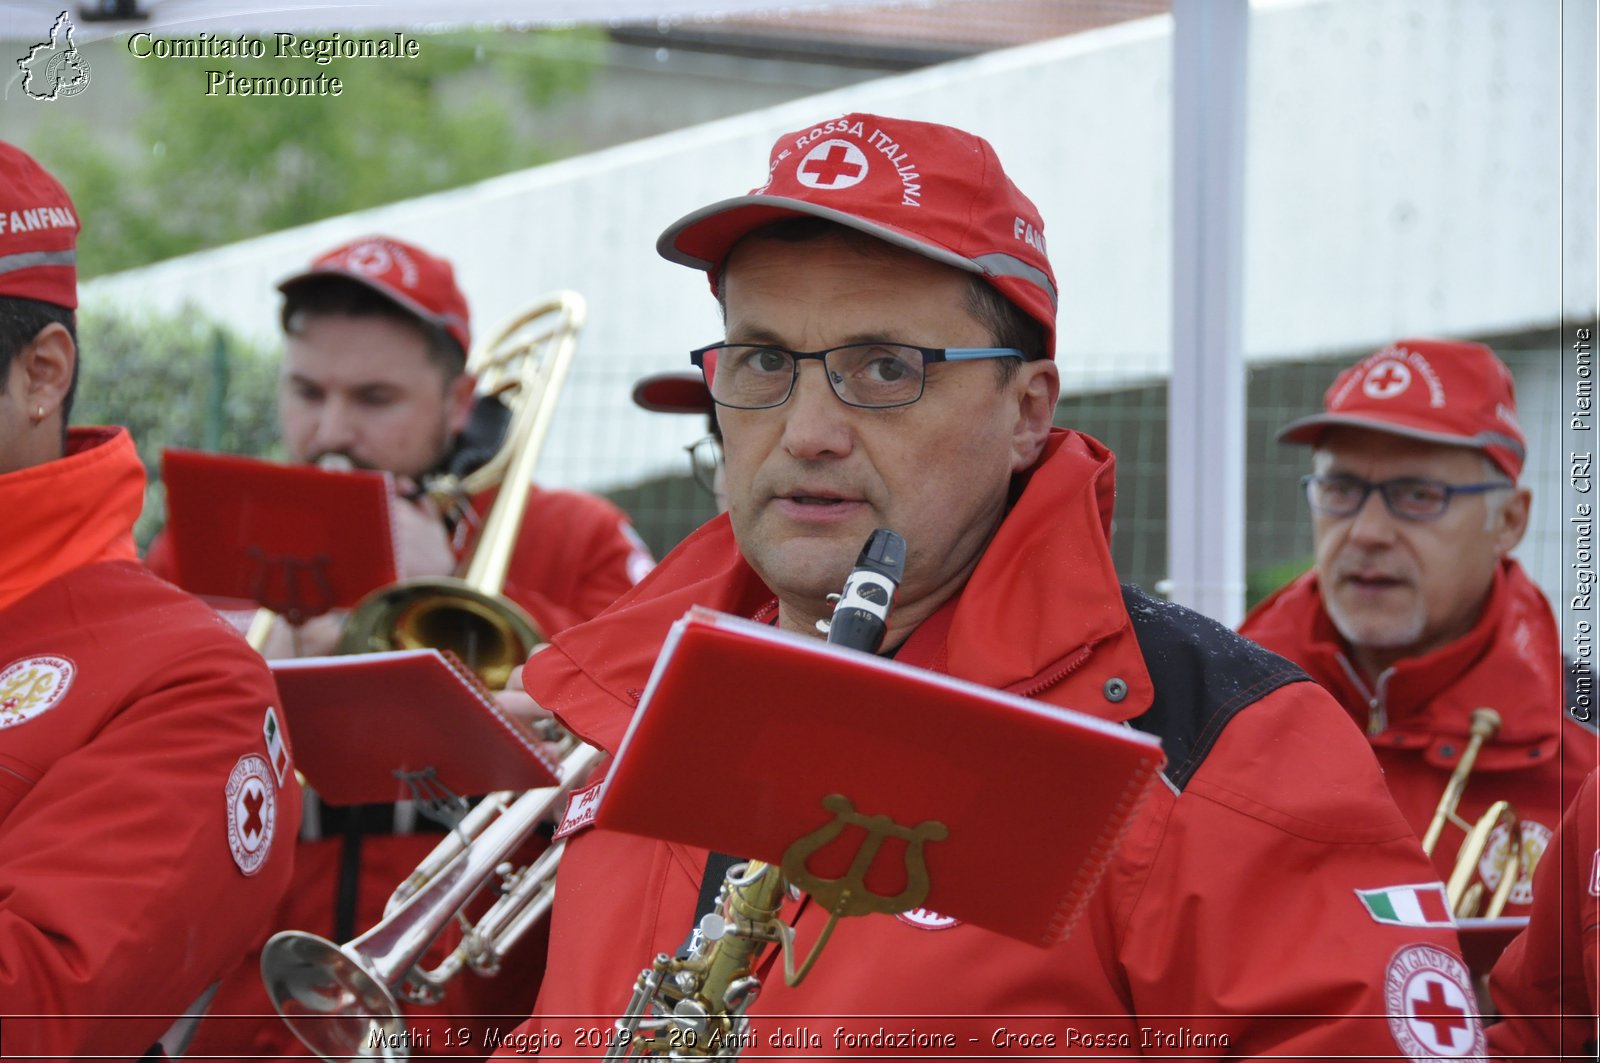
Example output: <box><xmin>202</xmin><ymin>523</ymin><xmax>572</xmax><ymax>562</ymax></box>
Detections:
<box><xmin>1326</xmin><ymin>602</ymin><xmax>1425</xmax><ymax>655</ymax></box>
<box><xmin>745</xmin><ymin>535</ymin><xmax>861</xmax><ymax>609</ymax></box>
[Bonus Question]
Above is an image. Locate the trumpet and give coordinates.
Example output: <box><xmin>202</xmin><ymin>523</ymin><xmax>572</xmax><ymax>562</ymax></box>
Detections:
<box><xmin>337</xmin><ymin>291</ymin><xmax>586</xmax><ymax>689</ymax></box>
<box><xmin>262</xmin><ymin>741</ymin><xmax>604</xmax><ymax>1061</ymax></box>
<box><xmin>1421</xmin><ymin>706</ymin><xmax>1522</xmax><ymax>918</ymax></box>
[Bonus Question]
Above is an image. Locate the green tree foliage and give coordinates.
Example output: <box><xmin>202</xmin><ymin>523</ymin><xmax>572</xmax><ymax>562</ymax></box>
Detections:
<box><xmin>27</xmin><ymin>29</ymin><xmax>602</xmax><ymax>278</ymax></box>
<box><xmin>73</xmin><ymin>304</ymin><xmax>281</xmax><ymax>546</ymax></box>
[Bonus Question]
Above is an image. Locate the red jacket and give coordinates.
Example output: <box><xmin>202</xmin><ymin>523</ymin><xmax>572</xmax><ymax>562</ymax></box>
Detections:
<box><xmin>0</xmin><ymin>428</ymin><xmax>301</xmax><ymax>1061</ymax></box>
<box><xmin>498</xmin><ymin>429</ymin><xmax>1481</xmax><ymax>1060</ymax></box>
<box><xmin>1487</xmin><ymin>767</ymin><xmax>1600</xmax><ymax>1059</ymax></box>
<box><xmin>1240</xmin><ymin>563</ymin><xmax>1597</xmax><ymax>917</ymax></box>
<box><xmin>178</xmin><ymin>477</ymin><xmax>652</xmax><ymax>1060</ymax></box>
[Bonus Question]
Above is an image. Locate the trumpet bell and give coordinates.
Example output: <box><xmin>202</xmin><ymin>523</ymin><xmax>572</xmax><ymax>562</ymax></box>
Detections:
<box><xmin>337</xmin><ymin>576</ymin><xmax>543</xmax><ymax>690</ymax></box>
<box><xmin>262</xmin><ymin>930</ymin><xmax>407</xmax><ymax>1062</ymax></box>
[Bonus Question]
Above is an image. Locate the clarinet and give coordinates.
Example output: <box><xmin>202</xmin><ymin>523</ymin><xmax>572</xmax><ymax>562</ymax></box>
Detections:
<box><xmin>605</xmin><ymin>529</ymin><xmax>905</xmax><ymax>1061</ymax></box>
<box><xmin>816</xmin><ymin>527</ymin><xmax>905</xmax><ymax>652</ymax></box>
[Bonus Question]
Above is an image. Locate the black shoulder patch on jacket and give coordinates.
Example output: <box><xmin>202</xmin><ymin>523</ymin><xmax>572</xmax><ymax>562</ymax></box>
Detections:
<box><xmin>1121</xmin><ymin>584</ymin><xmax>1312</xmax><ymax>791</ymax></box>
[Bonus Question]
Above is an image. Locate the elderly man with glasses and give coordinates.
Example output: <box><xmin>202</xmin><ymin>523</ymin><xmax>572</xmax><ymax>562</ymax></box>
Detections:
<box><xmin>489</xmin><ymin>114</ymin><xmax>1482</xmax><ymax>1060</ymax></box>
<box><xmin>1243</xmin><ymin>339</ymin><xmax>1597</xmax><ymax>924</ymax></box>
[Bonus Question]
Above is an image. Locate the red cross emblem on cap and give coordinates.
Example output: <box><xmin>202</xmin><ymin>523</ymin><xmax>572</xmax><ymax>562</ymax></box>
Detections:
<box><xmin>797</xmin><ymin>141</ymin><xmax>868</xmax><ymax>190</ymax></box>
<box><xmin>1362</xmin><ymin>359</ymin><xmax>1412</xmax><ymax>400</ymax></box>
<box><xmin>345</xmin><ymin>242</ymin><xmax>393</xmax><ymax>276</ymax></box>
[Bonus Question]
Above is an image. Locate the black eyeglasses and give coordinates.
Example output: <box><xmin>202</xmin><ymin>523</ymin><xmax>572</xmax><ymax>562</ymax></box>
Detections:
<box><xmin>1302</xmin><ymin>473</ymin><xmax>1513</xmax><ymax>522</ymax></box>
<box><xmin>684</xmin><ymin>434</ymin><xmax>722</xmax><ymax>497</ymax></box>
<box><xmin>689</xmin><ymin>342</ymin><xmax>1024</xmax><ymax>410</ymax></box>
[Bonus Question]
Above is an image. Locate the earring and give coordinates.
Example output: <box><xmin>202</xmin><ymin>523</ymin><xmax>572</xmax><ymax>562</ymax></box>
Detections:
<box><xmin>34</xmin><ymin>405</ymin><xmax>46</xmax><ymax>423</ymax></box>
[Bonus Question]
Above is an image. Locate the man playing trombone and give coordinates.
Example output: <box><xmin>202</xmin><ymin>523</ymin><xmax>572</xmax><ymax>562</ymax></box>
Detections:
<box><xmin>155</xmin><ymin>235</ymin><xmax>654</xmax><ymax>1058</ymax></box>
<box><xmin>1242</xmin><ymin>340</ymin><xmax>1597</xmax><ymax>921</ymax></box>
<box><xmin>492</xmin><ymin>112</ymin><xmax>1482</xmax><ymax>1059</ymax></box>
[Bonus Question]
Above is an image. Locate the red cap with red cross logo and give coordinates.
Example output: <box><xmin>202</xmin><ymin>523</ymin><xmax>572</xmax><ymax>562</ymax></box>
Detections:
<box><xmin>278</xmin><ymin>235</ymin><xmax>471</xmax><ymax>355</ymax></box>
<box><xmin>0</xmin><ymin>142</ymin><xmax>80</xmax><ymax>310</ymax></box>
<box><xmin>656</xmin><ymin>113</ymin><xmax>1058</xmax><ymax>357</ymax></box>
<box><xmin>1278</xmin><ymin>338</ymin><xmax>1526</xmax><ymax>480</ymax></box>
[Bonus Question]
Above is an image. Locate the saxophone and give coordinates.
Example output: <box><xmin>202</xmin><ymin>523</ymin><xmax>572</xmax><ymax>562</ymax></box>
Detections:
<box><xmin>604</xmin><ymin>528</ymin><xmax>907</xmax><ymax>1061</ymax></box>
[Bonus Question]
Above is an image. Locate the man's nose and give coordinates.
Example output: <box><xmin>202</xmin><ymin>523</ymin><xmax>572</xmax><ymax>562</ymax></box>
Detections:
<box><xmin>1346</xmin><ymin>485</ymin><xmax>1399</xmax><ymax>543</ymax></box>
<box><xmin>310</xmin><ymin>398</ymin><xmax>358</xmax><ymax>453</ymax></box>
<box><xmin>780</xmin><ymin>361</ymin><xmax>853</xmax><ymax>459</ymax></box>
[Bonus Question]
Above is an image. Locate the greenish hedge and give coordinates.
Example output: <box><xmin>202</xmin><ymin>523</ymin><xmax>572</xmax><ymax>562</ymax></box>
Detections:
<box><xmin>73</xmin><ymin>305</ymin><xmax>281</xmax><ymax>547</ymax></box>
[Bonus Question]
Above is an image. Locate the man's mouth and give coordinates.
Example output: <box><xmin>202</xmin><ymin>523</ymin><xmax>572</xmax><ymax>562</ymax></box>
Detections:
<box><xmin>1342</xmin><ymin>571</ymin><xmax>1406</xmax><ymax>591</ymax></box>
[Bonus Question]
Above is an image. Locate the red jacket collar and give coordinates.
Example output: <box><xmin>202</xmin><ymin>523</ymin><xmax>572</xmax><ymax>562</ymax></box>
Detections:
<box><xmin>0</xmin><ymin>426</ymin><xmax>142</xmax><ymax>614</ymax></box>
<box><xmin>529</xmin><ymin>428</ymin><xmax>1153</xmax><ymax>753</ymax></box>
<box><xmin>1241</xmin><ymin>559</ymin><xmax>1564</xmax><ymax>758</ymax></box>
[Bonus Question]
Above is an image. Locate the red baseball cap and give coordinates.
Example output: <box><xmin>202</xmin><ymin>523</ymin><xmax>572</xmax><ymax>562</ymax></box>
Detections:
<box><xmin>0</xmin><ymin>142</ymin><xmax>80</xmax><ymax>310</ymax></box>
<box><xmin>632</xmin><ymin>370</ymin><xmax>713</xmax><ymax>415</ymax></box>
<box><xmin>1279</xmin><ymin>338</ymin><xmax>1526</xmax><ymax>479</ymax></box>
<box><xmin>657</xmin><ymin>113</ymin><xmax>1058</xmax><ymax>357</ymax></box>
<box><xmin>278</xmin><ymin>235</ymin><xmax>471</xmax><ymax>354</ymax></box>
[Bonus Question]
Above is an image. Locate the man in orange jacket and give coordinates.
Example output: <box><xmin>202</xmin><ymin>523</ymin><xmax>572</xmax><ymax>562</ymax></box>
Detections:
<box><xmin>1241</xmin><ymin>340</ymin><xmax>1596</xmax><ymax>921</ymax></box>
<box><xmin>491</xmin><ymin>112</ymin><xmax>1484</xmax><ymax>1060</ymax></box>
<box><xmin>0</xmin><ymin>142</ymin><xmax>300</xmax><ymax>1060</ymax></box>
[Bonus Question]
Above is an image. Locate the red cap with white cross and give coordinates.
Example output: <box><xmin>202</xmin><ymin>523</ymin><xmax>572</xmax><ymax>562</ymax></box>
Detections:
<box><xmin>1278</xmin><ymin>338</ymin><xmax>1526</xmax><ymax>480</ymax></box>
<box><xmin>657</xmin><ymin>112</ymin><xmax>1058</xmax><ymax>358</ymax></box>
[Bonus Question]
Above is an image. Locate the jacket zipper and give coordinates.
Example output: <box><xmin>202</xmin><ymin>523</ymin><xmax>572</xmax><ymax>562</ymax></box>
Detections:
<box><xmin>1015</xmin><ymin>643</ymin><xmax>1096</xmax><ymax>699</ymax></box>
<box><xmin>1336</xmin><ymin>652</ymin><xmax>1389</xmax><ymax>735</ymax></box>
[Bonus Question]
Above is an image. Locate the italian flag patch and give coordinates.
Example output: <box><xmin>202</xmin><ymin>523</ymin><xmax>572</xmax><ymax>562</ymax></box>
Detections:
<box><xmin>1356</xmin><ymin>883</ymin><xmax>1456</xmax><ymax>927</ymax></box>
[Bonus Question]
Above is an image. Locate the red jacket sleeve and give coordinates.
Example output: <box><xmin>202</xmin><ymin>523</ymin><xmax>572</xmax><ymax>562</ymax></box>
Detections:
<box><xmin>1487</xmin><ymin>767</ymin><xmax>1600</xmax><ymax>1060</ymax></box>
<box><xmin>499</xmin><ymin>487</ymin><xmax>653</xmax><ymax>637</ymax></box>
<box><xmin>1118</xmin><ymin>679</ymin><xmax>1489</xmax><ymax>1058</ymax></box>
<box><xmin>0</xmin><ymin>592</ymin><xmax>302</xmax><ymax>1059</ymax></box>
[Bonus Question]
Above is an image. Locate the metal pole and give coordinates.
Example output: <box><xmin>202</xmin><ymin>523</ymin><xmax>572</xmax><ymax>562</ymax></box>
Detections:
<box><xmin>1168</xmin><ymin>0</ymin><xmax>1249</xmax><ymax>626</ymax></box>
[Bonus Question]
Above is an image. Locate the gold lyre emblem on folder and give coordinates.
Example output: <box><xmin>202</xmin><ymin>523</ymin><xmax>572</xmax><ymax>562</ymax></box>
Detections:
<box><xmin>781</xmin><ymin>793</ymin><xmax>949</xmax><ymax>918</ymax></box>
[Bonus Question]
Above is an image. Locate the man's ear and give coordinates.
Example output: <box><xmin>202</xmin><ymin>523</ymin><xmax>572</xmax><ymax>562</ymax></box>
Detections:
<box><xmin>1009</xmin><ymin>359</ymin><xmax>1059</xmax><ymax>473</ymax></box>
<box><xmin>446</xmin><ymin>372</ymin><xmax>476</xmax><ymax>435</ymax></box>
<box><xmin>22</xmin><ymin>322</ymin><xmax>76</xmax><ymax>420</ymax></box>
<box><xmin>1493</xmin><ymin>485</ymin><xmax>1531</xmax><ymax>556</ymax></box>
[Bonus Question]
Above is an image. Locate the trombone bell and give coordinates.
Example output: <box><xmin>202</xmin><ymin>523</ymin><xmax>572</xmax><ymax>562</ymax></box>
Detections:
<box><xmin>336</xmin><ymin>576</ymin><xmax>542</xmax><ymax>691</ymax></box>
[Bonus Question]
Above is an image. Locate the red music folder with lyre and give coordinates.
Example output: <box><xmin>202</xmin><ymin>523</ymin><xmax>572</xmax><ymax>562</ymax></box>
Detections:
<box><xmin>594</xmin><ymin>607</ymin><xmax>1166</xmax><ymax>947</ymax></box>
<box><xmin>160</xmin><ymin>448</ymin><xmax>399</xmax><ymax>621</ymax></box>
<box><xmin>268</xmin><ymin>649</ymin><xmax>560</xmax><ymax>806</ymax></box>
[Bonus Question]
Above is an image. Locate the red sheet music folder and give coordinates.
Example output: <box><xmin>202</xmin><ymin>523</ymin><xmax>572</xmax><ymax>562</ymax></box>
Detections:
<box><xmin>161</xmin><ymin>448</ymin><xmax>399</xmax><ymax>620</ymax></box>
<box><xmin>595</xmin><ymin>607</ymin><xmax>1166</xmax><ymax>947</ymax></box>
<box><xmin>269</xmin><ymin>649</ymin><xmax>560</xmax><ymax>806</ymax></box>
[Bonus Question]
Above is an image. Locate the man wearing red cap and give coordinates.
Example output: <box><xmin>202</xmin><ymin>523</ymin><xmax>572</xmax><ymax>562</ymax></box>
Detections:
<box><xmin>165</xmin><ymin>235</ymin><xmax>653</xmax><ymax>1058</ymax></box>
<box><xmin>493</xmin><ymin>114</ymin><xmax>1482</xmax><ymax>1059</ymax></box>
<box><xmin>0</xmin><ymin>143</ymin><xmax>301</xmax><ymax>1058</ymax></box>
<box><xmin>1241</xmin><ymin>340</ymin><xmax>1597</xmax><ymax>922</ymax></box>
